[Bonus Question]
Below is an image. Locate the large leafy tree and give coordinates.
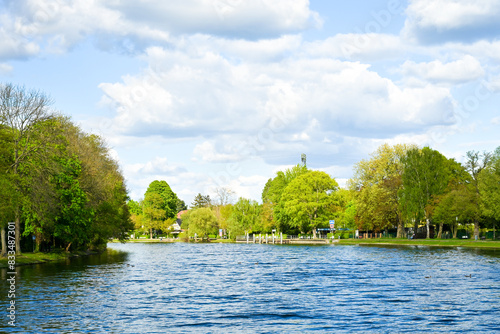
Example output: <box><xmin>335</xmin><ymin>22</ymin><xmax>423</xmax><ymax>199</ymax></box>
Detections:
<box><xmin>261</xmin><ymin>164</ymin><xmax>309</xmax><ymax>233</ymax></box>
<box><xmin>0</xmin><ymin>125</ymin><xmax>15</xmax><ymax>255</ymax></box>
<box><xmin>143</xmin><ymin>180</ymin><xmax>178</xmax><ymax>238</ymax></box>
<box><xmin>349</xmin><ymin>143</ymin><xmax>415</xmax><ymax>237</ymax></box>
<box><xmin>428</xmin><ymin>159</ymin><xmax>470</xmax><ymax>238</ymax></box>
<box><xmin>400</xmin><ymin>147</ymin><xmax>452</xmax><ymax>238</ymax></box>
<box><xmin>479</xmin><ymin>147</ymin><xmax>500</xmax><ymax>238</ymax></box>
<box><xmin>281</xmin><ymin>171</ymin><xmax>339</xmax><ymax>238</ymax></box>
<box><xmin>182</xmin><ymin>207</ymin><xmax>218</xmax><ymax>240</ymax></box>
<box><xmin>227</xmin><ymin>197</ymin><xmax>261</xmax><ymax>238</ymax></box>
<box><xmin>0</xmin><ymin>83</ymin><xmax>54</xmax><ymax>254</ymax></box>
<box><xmin>464</xmin><ymin>150</ymin><xmax>492</xmax><ymax>239</ymax></box>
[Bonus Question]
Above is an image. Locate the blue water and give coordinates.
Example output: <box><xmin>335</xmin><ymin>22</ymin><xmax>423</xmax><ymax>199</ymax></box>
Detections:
<box><xmin>1</xmin><ymin>243</ymin><xmax>499</xmax><ymax>333</ymax></box>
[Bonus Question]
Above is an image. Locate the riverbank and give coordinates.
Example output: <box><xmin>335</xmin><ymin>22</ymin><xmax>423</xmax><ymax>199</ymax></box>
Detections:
<box><xmin>0</xmin><ymin>249</ymin><xmax>105</xmax><ymax>268</ymax></box>
<box><xmin>338</xmin><ymin>238</ymin><xmax>500</xmax><ymax>249</ymax></box>
<box><xmin>116</xmin><ymin>237</ymin><xmax>500</xmax><ymax>249</ymax></box>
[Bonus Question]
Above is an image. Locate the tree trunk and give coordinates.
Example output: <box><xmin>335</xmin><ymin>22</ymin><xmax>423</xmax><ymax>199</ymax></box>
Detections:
<box><xmin>35</xmin><ymin>230</ymin><xmax>42</xmax><ymax>253</ymax></box>
<box><xmin>452</xmin><ymin>224</ymin><xmax>458</xmax><ymax>239</ymax></box>
<box><xmin>396</xmin><ymin>215</ymin><xmax>404</xmax><ymax>238</ymax></box>
<box><xmin>150</xmin><ymin>228</ymin><xmax>153</xmax><ymax>239</ymax></box>
<box><xmin>1</xmin><ymin>226</ymin><xmax>6</xmax><ymax>257</ymax></box>
<box><xmin>15</xmin><ymin>213</ymin><xmax>21</xmax><ymax>255</ymax></box>
<box><xmin>474</xmin><ymin>219</ymin><xmax>479</xmax><ymax>240</ymax></box>
<box><xmin>426</xmin><ymin>219</ymin><xmax>430</xmax><ymax>239</ymax></box>
<box><xmin>65</xmin><ymin>242</ymin><xmax>72</xmax><ymax>252</ymax></box>
<box><xmin>437</xmin><ymin>223</ymin><xmax>443</xmax><ymax>239</ymax></box>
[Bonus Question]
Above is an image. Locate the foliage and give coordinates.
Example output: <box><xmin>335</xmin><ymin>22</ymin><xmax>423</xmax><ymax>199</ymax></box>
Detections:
<box><xmin>0</xmin><ymin>84</ymin><xmax>134</xmax><ymax>253</ymax></box>
<box><xmin>183</xmin><ymin>207</ymin><xmax>218</xmax><ymax>239</ymax></box>
<box><xmin>143</xmin><ymin>180</ymin><xmax>178</xmax><ymax>237</ymax></box>
<box><xmin>262</xmin><ymin>164</ymin><xmax>309</xmax><ymax>233</ymax></box>
<box><xmin>399</xmin><ymin>147</ymin><xmax>451</xmax><ymax>236</ymax></box>
<box><xmin>281</xmin><ymin>171</ymin><xmax>339</xmax><ymax>236</ymax></box>
<box><xmin>191</xmin><ymin>193</ymin><xmax>212</xmax><ymax>209</ymax></box>
<box><xmin>350</xmin><ymin>143</ymin><xmax>415</xmax><ymax>236</ymax></box>
<box><xmin>479</xmin><ymin>147</ymin><xmax>500</xmax><ymax>222</ymax></box>
<box><xmin>227</xmin><ymin>198</ymin><xmax>261</xmax><ymax>238</ymax></box>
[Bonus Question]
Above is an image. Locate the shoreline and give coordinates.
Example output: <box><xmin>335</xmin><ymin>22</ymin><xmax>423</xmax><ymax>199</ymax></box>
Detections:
<box><xmin>0</xmin><ymin>249</ymin><xmax>105</xmax><ymax>269</ymax></box>
<box><xmin>337</xmin><ymin>238</ymin><xmax>500</xmax><ymax>249</ymax></box>
<box><xmin>2</xmin><ymin>238</ymin><xmax>499</xmax><ymax>268</ymax></box>
<box><xmin>115</xmin><ymin>238</ymin><xmax>500</xmax><ymax>249</ymax></box>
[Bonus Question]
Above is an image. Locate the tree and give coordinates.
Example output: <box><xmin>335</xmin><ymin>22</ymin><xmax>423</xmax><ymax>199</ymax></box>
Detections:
<box><xmin>0</xmin><ymin>83</ymin><xmax>54</xmax><ymax>254</ymax></box>
<box><xmin>176</xmin><ymin>198</ymin><xmax>187</xmax><ymax>212</ymax></box>
<box><xmin>143</xmin><ymin>180</ymin><xmax>178</xmax><ymax>238</ymax></box>
<box><xmin>0</xmin><ymin>125</ymin><xmax>15</xmax><ymax>255</ymax></box>
<box><xmin>400</xmin><ymin>147</ymin><xmax>451</xmax><ymax>238</ymax></box>
<box><xmin>281</xmin><ymin>171</ymin><xmax>339</xmax><ymax>238</ymax></box>
<box><xmin>479</xmin><ymin>147</ymin><xmax>500</xmax><ymax>239</ymax></box>
<box><xmin>227</xmin><ymin>198</ymin><xmax>261</xmax><ymax>238</ymax></box>
<box><xmin>465</xmin><ymin>150</ymin><xmax>492</xmax><ymax>239</ymax></box>
<box><xmin>349</xmin><ymin>143</ymin><xmax>415</xmax><ymax>237</ymax></box>
<box><xmin>262</xmin><ymin>164</ymin><xmax>309</xmax><ymax>233</ymax></box>
<box><xmin>183</xmin><ymin>207</ymin><xmax>218</xmax><ymax>240</ymax></box>
<box><xmin>191</xmin><ymin>193</ymin><xmax>211</xmax><ymax>209</ymax></box>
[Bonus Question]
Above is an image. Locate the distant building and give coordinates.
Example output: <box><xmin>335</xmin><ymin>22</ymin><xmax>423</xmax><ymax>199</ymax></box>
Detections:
<box><xmin>173</xmin><ymin>210</ymin><xmax>189</xmax><ymax>233</ymax></box>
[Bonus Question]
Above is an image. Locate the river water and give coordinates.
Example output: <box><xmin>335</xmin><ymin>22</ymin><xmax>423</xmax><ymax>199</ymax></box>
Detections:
<box><xmin>1</xmin><ymin>243</ymin><xmax>499</xmax><ymax>333</ymax></box>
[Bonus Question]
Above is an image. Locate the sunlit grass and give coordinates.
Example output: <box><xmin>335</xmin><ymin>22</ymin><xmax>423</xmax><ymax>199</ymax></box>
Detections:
<box><xmin>338</xmin><ymin>238</ymin><xmax>500</xmax><ymax>249</ymax></box>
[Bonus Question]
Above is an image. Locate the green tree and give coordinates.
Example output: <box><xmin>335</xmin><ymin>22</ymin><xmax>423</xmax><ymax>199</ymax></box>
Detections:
<box><xmin>349</xmin><ymin>143</ymin><xmax>415</xmax><ymax>237</ymax></box>
<box><xmin>465</xmin><ymin>150</ymin><xmax>492</xmax><ymax>239</ymax></box>
<box><xmin>0</xmin><ymin>125</ymin><xmax>15</xmax><ymax>255</ymax></box>
<box><xmin>281</xmin><ymin>171</ymin><xmax>339</xmax><ymax>238</ymax></box>
<box><xmin>262</xmin><ymin>164</ymin><xmax>309</xmax><ymax>233</ymax></box>
<box><xmin>400</xmin><ymin>147</ymin><xmax>451</xmax><ymax>238</ymax></box>
<box><xmin>227</xmin><ymin>198</ymin><xmax>261</xmax><ymax>238</ymax></box>
<box><xmin>183</xmin><ymin>207</ymin><xmax>218</xmax><ymax>240</ymax></box>
<box><xmin>479</xmin><ymin>147</ymin><xmax>500</xmax><ymax>238</ymax></box>
<box><xmin>176</xmin><ymin>198</ymin><xmax>188</xmax><ymax>212</ymax></box>
<box><xmin>143</xmin><ymin>180</ymin><xmax>178</xmax><ymax>238</ymax></box>
<box><xmin>0</xmin><ymin>83</ymin><xmax>54</xmax><ymax>254</ymax></box>
<box><xmin>191</xmin><ymin>193</ymin><xmax>211</xmax><ymax>208</ymax></box>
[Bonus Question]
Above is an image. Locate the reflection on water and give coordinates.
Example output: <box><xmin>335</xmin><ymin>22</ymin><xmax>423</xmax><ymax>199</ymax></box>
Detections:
<box><xmin>1</xmin><ymin>243</ymin><xmax>499</xmax><ymax>333</ymax></box>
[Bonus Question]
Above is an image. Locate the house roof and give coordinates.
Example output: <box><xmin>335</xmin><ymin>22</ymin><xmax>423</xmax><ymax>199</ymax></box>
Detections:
<box><xmin>177</xmin><ymin>210</ymin><xmax>189</xmax><ymax>219</ymax></box>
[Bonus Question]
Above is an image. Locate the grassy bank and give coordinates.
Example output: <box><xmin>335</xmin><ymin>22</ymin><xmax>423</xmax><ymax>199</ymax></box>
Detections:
<box><xmin>338</xmin><ymin>238</ymin><xmax>500</xmax><ymax>249</ymax></box>
<box><xmin>0</xmin><ymin>250</ymin><xmax>104</xmax><ymax>268</ymax></box>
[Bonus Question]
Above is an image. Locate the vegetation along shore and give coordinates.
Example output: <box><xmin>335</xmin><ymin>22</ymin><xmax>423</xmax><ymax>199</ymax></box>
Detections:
<box><xmin>1</xmin><ymin>83</ymin><xmax>499</xmax><ymax>263</ymax></box>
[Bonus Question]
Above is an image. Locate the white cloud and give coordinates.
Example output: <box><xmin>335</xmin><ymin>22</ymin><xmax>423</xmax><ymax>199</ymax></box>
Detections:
<box><xmin>0</xmin><ymin>0</ymin><xmax>320</xmax><ymax>59</ymax></box>
<box><xmin>400</xmin><ymin>55</ymin><xmax>484</xmax><ymax>85</ymax></box>
<box><xmin>99</xmin><ymin>37</ymin><xmax>457</xmax><ymax>148</ymax></box>
<box><xmin>304</xmin><ymin>33</ymin><xmax>404</xmax><ymax>61</ymax></box>
<box><xmin>193</xmin><ymin>141</ymin><xmax>240</xmax><ymax>163</ymax></box>
<box><xmin>127</xmin><ymin>157</ymin><xmax>187</xmax><ymax>175</ymax></box>
<box><xmin>403</xmin><ymin>0</ymin><xmax>500</xmax><ymax>43</ymax></box>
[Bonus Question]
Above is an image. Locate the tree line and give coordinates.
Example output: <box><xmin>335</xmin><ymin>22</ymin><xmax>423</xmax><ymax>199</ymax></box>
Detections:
<box><xmin>350</xmin><ymin>144</ymin><xmax>499</xmax><ymax>239</ymax></box>
<box><xmin>130</xmin><ymin>144</ymin><xmax>499</xmax><ymax>241</ymax></box>
<box><xmin>0</xmin><ymin>83</ymin><xmax>133</xmax><ymax>255</ymax></box>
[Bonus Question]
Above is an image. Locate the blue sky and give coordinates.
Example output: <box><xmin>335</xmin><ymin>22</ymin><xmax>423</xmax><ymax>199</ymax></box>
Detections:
<box><xmin>1</xmin><ymin>0</ymin><xmax>499</xmax><ymax>205</ymax></box>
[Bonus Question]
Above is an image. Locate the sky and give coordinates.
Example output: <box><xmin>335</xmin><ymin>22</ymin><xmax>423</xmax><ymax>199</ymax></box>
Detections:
<box><xmin>1</xmin><ymin>0</ymin><xmax>499</xmax><ymax>206</ymax></box>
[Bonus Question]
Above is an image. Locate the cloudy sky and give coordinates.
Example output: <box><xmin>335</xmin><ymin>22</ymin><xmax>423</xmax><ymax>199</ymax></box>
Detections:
<box><xmin>1</xmin><ymin>0</ymin><xmax>499</xmax><ymax>205</ymax></box>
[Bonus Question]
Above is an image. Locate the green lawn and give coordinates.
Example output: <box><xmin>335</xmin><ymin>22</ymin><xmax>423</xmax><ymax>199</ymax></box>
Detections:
<box><xmin>0</xmin><ymin>250</ymin><xmax>105</xmax><ymax>268</ymax></box>
<box><xmin>0</xmin><ymin>252</ymin><xmax>68</xmax><ymax>268</ymax></box>
<box><xmin>338</xmin><ymin>238</ymin><xmax>500</xmax><ymax>249</ymax></box>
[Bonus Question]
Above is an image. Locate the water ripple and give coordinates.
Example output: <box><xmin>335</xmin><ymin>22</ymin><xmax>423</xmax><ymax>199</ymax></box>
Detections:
<box><xmin>1</xmin><ymin>243</ymin><xmax>499</xmax><ymax>333</ymax></box>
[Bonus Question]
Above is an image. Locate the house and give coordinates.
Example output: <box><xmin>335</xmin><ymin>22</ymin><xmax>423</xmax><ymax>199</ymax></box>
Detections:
<box><xmin>172</xmin><ymin>210</ymin><xmax>189</xmax><ymax>233</ymax></box>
